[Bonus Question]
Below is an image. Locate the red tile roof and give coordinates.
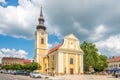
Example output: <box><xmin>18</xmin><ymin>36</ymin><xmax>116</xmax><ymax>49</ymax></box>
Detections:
<box><xmin>48</xmin><ymin>44</ymin><xmax>62</xmax><ymax>54</ymax></box>
<box><xmin>23</xmin><ymin>59</ymin><xmax>31</xmax><ymax>64</ymax></box>
<box><xmin>108</xmin><ymin>56</ymin><xmax>120</xmax><ymax>63</ymax></box>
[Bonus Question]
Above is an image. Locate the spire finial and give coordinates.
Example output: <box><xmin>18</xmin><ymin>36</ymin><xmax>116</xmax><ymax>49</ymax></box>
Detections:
<box><xmin>40</xmin><ymin>5</ymin><xmax>43</xmax><ymax>17</ymax></box>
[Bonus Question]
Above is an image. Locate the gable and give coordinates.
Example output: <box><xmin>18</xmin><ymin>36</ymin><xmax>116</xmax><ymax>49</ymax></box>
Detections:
<box><xmin>60</xmin><ymin>34</ymin><xmax>83</xmax><ymax>52</ymax></box>
<box><xmin>47</xmin><ymin>34</ymin><xmax>83</xmax><ymax>55</ymax></box>
<box><xmin>64</xmin><ymin>34</ymin><xmax>78</xmax><ymax>40</ymax></box>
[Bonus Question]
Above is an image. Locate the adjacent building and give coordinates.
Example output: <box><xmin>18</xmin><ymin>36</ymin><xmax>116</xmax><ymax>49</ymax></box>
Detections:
<box><xmin>2</xmin><ymin>57</ymin><xmax>31</xmax><ymax>66</ymax></box>
<box><xmin>108</xmin><ymin>56</ymin><xmax>120</xmax><ymax>70</ymax></box>
<box><xmin>0</xmin><ymin>64</ymin><xmax>2</xmax><ymax>70</ymax></box>
<box><xmin>34</xmin><ymin>7</ymin><xmax>84</xmax><ymax>75</ymax></box>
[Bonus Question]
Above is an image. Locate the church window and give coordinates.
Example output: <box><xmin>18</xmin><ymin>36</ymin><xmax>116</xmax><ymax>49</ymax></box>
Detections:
<box><xmin>70</xmin><ymin>58</ymin><xmax>74</xmax><ymax>64</ymax></box>
<box><xmin>53</xmin><ymin>56</ymin><xmax>54</xmax><ymax>61</ymax></box>
<box><xmin>51</xmin><ymin>56</ymin><xmax>54</xmax><ymax>66</ymax></box>
<box><xmin>41</xmin><ymin>38</ymin><xmax>44</xmax><ymax>44</ymax></box>
<box><xmin>71</xmin><ymin>42</ymin><xmax>73</xmax><ymax>45</ymax></box>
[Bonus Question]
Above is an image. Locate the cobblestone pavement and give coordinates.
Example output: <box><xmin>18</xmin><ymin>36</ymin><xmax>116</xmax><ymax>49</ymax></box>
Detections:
<box><xmin>0</xmin><ymin>73</ymin><xmax>120</xmax><ymax>80</ymax></box>
<box><xmin>55</xmin><ymin>74</ymin><xmax>120</xmax><ymax>80</ymax></box>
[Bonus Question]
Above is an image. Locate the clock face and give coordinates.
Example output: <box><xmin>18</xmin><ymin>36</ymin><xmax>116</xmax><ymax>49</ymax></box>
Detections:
<box><xmin>41</xmin><ymin>32</ymin><xmax>44</xmax><ymax>35</ymax></box>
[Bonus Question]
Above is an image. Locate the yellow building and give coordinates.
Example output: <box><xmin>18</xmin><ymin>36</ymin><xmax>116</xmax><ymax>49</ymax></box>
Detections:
<box><xmin>34</xmin><ymin>7</ymin><xmax>84</xmax><ymax>75</ymax></box>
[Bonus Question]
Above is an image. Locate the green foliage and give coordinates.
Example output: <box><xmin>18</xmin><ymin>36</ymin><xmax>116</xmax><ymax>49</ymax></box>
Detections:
<box><xmin>10</xmin><ymin>64</ymin><xmax>22</xmax><ymax>70</ymax></box>
<box><xmin>94</xmin><ymin>55</ymin><xmax>108</xmax><ymax>71</ymax></box>
<box><xmin>1</xmin><ymin>62</ymin><xmax>41</xmax><ymax>72</ymax></box>
<box><xmin>24</xmin><ymin>62</ymin><xmax>41</xmax><ymax>72</ymax></box>
<box><xmin>81</xmin><ymin>41</ymin><xmax>108</xmax><ymax>72</ymax></box>
<box><xmin>2</xmin><ymin>65</ymin><xmax>10</xmax><ymax>70</ymax></box>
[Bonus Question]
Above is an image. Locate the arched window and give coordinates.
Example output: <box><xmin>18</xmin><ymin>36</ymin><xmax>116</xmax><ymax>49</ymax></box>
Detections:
<box><xmin>41</xmin><ymin>38</ymin><xmax>44</xmax><ymax>44</ymax></box>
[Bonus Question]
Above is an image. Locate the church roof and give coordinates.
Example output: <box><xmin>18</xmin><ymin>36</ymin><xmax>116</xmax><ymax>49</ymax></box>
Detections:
<box><xmin>48</xmin><ymin>44</ymin><xmax>62</xmax><ymax>54</ymax></box>
<box><xmin>108</xmin><ymin>56</ymin><xmax>120</xmax><ymax>63</ymax></box>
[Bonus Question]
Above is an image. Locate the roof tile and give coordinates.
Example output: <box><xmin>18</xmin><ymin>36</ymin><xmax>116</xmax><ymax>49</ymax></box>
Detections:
<box><xmin>48</xmin><ymin>44</ymin><xmax>62</xmax><ymax>54</ymax></box>
<box><xmin>108</xmin><ymin>56</ymin><xmax>120</xmax><ymax>63</ymax></box>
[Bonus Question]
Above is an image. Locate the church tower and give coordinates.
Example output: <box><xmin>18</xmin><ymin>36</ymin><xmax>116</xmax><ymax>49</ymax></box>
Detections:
<box><xmin>34</xmin><ymin>7</ymin><xmax>48</xmax><ymax>73</ymax></box>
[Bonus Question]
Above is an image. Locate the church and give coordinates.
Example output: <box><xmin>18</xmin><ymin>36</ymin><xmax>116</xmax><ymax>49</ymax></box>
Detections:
<box><xmin>34</xmin><ymin>7</ymin><xmax>84</xmax><ymax>75</ymax></box>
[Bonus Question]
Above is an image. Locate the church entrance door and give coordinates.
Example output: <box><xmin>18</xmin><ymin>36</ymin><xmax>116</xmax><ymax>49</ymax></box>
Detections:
<box><xmin>70</xmin><ymin>68</ymin><xmax>74</xmax><ymax>74</ymax></box>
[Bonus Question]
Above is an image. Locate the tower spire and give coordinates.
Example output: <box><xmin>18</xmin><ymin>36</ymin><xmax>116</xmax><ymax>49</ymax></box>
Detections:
<box><xmin>36</xmin><ymin>6</ymin><xmax>46</xmax><ymax>30</ymax></box>
<box><xmin>40</xmin><ymin>6</ymin><xmax>43</xmax><ymax>17</ymax></box>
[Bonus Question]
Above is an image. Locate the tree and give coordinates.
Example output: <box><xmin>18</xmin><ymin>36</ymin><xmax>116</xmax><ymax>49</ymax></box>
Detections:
<box><xmin>24</xmin><ymin>62</ymin><xmax>41</xmax><ymax>72</ymax></box>
<box><xmin>94</xmin><ymin>55</ymin><xmax>108</xmax><ymax>71</ymax></box>
<box><xmin>2</xmin><ymin>65</ymin><xmax>10</xmax><ymax>70</ymax></box>
<box><xmin>81</xmin><ymin>41</ymin><xmax>108</xmax><ymax>72</ymax></box>
<box><xmin>10</xmin><ymin>64</ymin><xmax>22</xmax><ymax>70</ymax></box>
<box><xmin>1</xmin><ymin>62</ymin><xmax>41</xmax><ymax>72</ymax></box>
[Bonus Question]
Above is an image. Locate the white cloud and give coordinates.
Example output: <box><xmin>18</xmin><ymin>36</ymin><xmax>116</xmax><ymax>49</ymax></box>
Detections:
<box><xmin>89</xmin><ymin>25</ymin><xmax>107</xmax><ymax>41</ymax></box>
<box><xmin>0</xmin><ymin>48</ymin><xmax>28</xmax><ymax>63</ymax></box>
<box><xmin>0</xmin><ymin>0</ymin><xmax>120</xmax><ymax>42</ymax></box>
<box><xmin>0</xmin><ymin>0</ymin><xmax>6</xmax><ymax>4</ymax></box>
<box><xmin>0</xmin><ymin>0</ymin><xmax>61</xmax><ymax>40</ymax></box>
<box><xmin>0</xmin><ymin>0</ymin><xmax>40</xmax><ymax>39</ymax></box>
<box><xmin>95</xmin><ymin>34</ymin><xmax>120</xmax><ymax>57</ymax></box>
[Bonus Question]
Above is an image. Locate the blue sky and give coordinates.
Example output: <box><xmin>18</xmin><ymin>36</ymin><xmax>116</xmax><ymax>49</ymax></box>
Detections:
<box><xmin>0</xmin><ymin>35</ymin><xmax>34</xmax><ymax>59</ymax></box>
<box><xmin>0</xmin><ymin>33</ymin><xmax>61</xmax><ymax>61</ymax></box>
<box><xmin>0</xmin><ymin>0</ymin><xmax>18</xmax><ymax>7</ymax></box>
<box><xmin>0</xmin><ymin>0</ymin><xmax>120</xmax><ymax>63</ymax></box>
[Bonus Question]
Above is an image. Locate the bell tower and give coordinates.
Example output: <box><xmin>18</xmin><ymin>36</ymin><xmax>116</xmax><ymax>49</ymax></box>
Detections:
<box><xmin>34</xmin><ymin>7</ymin><xmax>48</xmax><ymax>73</ymax></box>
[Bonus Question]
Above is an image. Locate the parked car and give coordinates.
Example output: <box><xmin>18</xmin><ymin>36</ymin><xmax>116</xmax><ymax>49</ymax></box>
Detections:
<box><xmin>3</xmin><ymin>70</ymin><xmax>8</xmax><ymax>74</ymax></box>
<box><xmin>115</xmin><ymin>71</ymin><xmax>120</xmax><ymax>78</ymax></box>
<box><xmin>24</xmin><ymin>71</ymin><xmax>30</xmax><ymax>76</ymax></box>
<box><xmin>0</xmin><ymin>70</ymin><xmax>3</xmax><ymax>73</ymax></box>
<box><xmin>30</xmin><ymin>72</ymin><xmax>41</xmax><ymax>78</ymax></box>
<box><xmin>14</xmin><ymin>70</ymin><xmax>24</xmax><ymax>75</ymax></box>
<box><xmin>11</xmin><ymin>71</ymin><xmax>16</xmax><ymax>75</ymax></box>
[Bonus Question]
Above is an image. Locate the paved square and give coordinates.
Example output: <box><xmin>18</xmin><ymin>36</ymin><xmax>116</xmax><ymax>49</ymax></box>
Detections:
<box><xmin>53</xmin><ymin>75</ymin><xmax>120</xmax><ymax>80</ymax></box>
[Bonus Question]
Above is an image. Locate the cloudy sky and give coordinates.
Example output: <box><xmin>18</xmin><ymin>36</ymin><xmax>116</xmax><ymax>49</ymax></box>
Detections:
<box><xmin>0</xmin><ymin>0</ymin><xmax>120</xmax><ymax>63</ymax></box>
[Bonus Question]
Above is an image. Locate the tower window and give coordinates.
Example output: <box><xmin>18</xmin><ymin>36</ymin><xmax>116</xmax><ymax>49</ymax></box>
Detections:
<box><xmin>41</xmin><ymin>38</ymin><xmax>44</xmax><ymax>44</ymax></box>
<box><xmin>70</xmin><ymin>58</ymin><xmax>74</xmax><ymax>64</ymax></box>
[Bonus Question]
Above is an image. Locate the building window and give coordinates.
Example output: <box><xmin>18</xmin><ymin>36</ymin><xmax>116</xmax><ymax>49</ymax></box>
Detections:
<box><xmin>70</xmin><ymin>58</ymin><xmax>74</xmax><ymax>64</ymax></box>
<box><xmin>53</xmin><ymin>56</ymin><xmax>54</xmax><ymax>61</ymax></box>
<box><xmin>114</xmin><ymin>64</ymin><xmax>115</xmax><ymax>67</ymax></box>
<box><xmin>41</xmin><ymin>38</ymin><xmax>44</xmax><ymax>44</ymax></box>
<box><xmin>52</xmin><ymin>56</ymin><xmax>54</xmax><ymax>66</ymax></box>
<box><xmin>116</xmin><ymin>64</ymin><xmax>118</xmax><ymax>68</ymax></box>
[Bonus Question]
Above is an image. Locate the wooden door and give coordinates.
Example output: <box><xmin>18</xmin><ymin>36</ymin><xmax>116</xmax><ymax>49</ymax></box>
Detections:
<box><xmin>70</xmin><ymin>68</ymin><xmax>74</xmax><ymax>74</ymax></box>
